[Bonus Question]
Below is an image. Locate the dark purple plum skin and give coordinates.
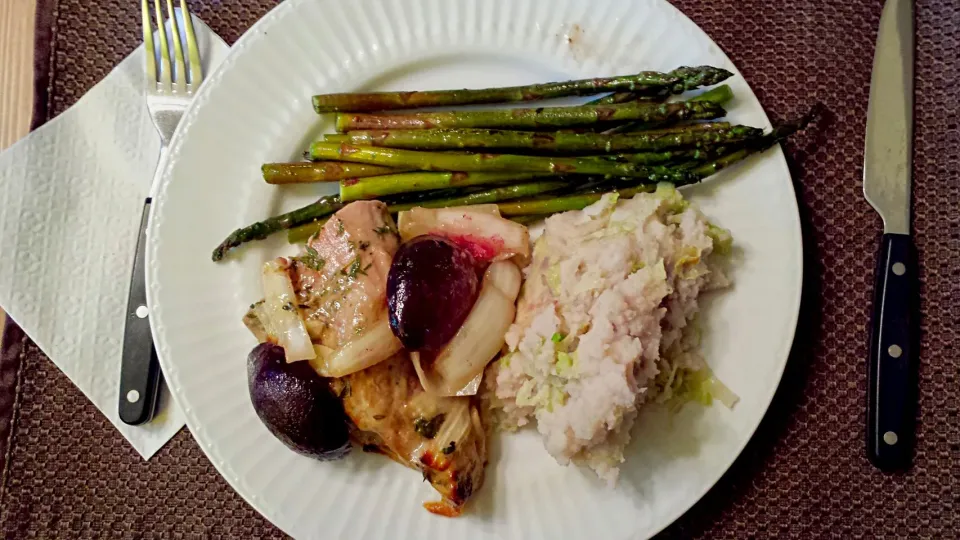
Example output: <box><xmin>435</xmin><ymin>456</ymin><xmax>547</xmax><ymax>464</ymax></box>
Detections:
<box><xmin>387</xmin><ymin>235</ymin><xmax>480</xmax><ymax>353</ymax></box>
<box><xmin>247</xmin><ymin>342</ymin><xmax>350</xmax><ymax>460</ymax></box>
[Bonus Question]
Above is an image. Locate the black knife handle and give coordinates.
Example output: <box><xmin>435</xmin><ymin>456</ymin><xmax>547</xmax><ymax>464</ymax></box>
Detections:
<box><xmin>867</xmin><ymin>233</ymin><xmax>918</xmax><ymax>471</ymax></box>
<box><xmin>119</xmin><ymin>199</ymin><xmax>161</xmax><ymax>425</ymax></box>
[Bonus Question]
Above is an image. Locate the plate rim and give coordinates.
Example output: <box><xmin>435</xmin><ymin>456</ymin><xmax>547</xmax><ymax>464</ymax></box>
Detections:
<box><xmin>146</xmin><ymin>0</ymin><xmax>803</xmax><ymax>537</ymax></box>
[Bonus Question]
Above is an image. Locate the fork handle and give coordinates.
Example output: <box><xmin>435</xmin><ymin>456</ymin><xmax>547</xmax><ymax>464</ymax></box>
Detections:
<box><xmin>119</xmin><ymin>199</ymin><xmax>161</xmax><ymax>425</ymax></box>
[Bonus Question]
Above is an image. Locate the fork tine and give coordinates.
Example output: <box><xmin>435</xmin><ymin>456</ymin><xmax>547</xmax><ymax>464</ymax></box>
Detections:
<box><xmin>180</xmin><ymin>0</ymin><xmax>203</xmax><ymax>86</ymax></box>
<box><xmin>165</xmin><ymin>0</ymin><xmax>186</xmax><ymax>93</ymax></box>
<box><xmin>153</xmin><ymin>0</ymin><xmax>172</xmax><ymax>90</ymax></box>
<box><xmin>142</xmin><ymin>0</ymin><xmax>157</xmax><ymax>87</ymax></box>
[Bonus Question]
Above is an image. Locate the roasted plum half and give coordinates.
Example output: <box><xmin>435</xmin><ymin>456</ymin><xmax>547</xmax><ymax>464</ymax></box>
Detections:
<box><xmin>247</xmin><ymin>342</ymin><xmax>350</xmax><ymax>460</ymax></box>
<box><xmin>387</xmin><ymin>235</ymin><xmax>480</xmax><ymax>353</ymax></box>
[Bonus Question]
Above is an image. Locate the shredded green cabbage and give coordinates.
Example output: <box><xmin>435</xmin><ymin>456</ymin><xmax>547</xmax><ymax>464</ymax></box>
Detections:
<box><xmin>674</xmin><ymin>245</ymin><xmax>703</xmax><ymax>276</ymax></box>
<box><xmin>515</xmin><ymin>379</ymin><xmax>538</xmax><ymax>407</ymax></box>
<box><xmin>653</xmin><ymin>183</ymin><xmax>690</xmax><ymax>214</ymax></box>
<box><xmin>650</xmin><ymin>259</ymin><xmax>667</xmax><ymax>281</ymax></box>
<box><xmin>545</xmin><ymin>265</ymin><xmax>561</xmax><ymax>295</ymax></box>
<box><xmin>706</xmin><ymin>224</ymin><xmax>733</xmax><ymax>255</ymax></box>
<box><xmin>555</xmin><ymin>351</ymin><xmax>575</xmax><ymax>376</ymax></box>
<box><xmin>585</xmin><ymin>220</ymin><xmax>636</xmax><ymax>240</ymax></box>
<box><xmin>546</xmin><ymin>387</ymin><xmax>568</xmax><ymax>412</ymax></box>
<box><xmin>664</xmin><ymin>366</ymin><xmax>739</xmax><ymax>410</ymax></box>
<box><xmin>532</xmin><ymin>236</ymin><xmax>549</xmax><ymax>259</ymax></box>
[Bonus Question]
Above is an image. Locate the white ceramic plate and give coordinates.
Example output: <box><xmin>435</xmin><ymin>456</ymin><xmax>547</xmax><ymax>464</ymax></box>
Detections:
<box><xmin>146</xmin><ymin>0</ymin><xmax>802</xmax><ymax>538</ymax></box>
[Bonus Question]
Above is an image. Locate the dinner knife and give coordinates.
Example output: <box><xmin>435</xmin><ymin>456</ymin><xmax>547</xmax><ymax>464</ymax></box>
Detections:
<box><xmin>863</xmin><ymin>0</ymin><xmax>916</xmax><ymax>472</ymax></box>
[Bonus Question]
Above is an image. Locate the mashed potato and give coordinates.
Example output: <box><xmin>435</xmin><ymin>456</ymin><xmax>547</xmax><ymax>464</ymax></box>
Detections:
<box><xmin>485</xmin><ymin>184</ymin><xmax>733</xmax><ymax>483</ymax></box>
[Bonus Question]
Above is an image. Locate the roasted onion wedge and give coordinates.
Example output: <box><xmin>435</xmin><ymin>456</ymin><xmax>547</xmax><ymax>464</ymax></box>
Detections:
<box><xmin>260</xmin><ymin>258</ymin><xmax>316</xmax><ymax>362</ymax></box>
<box><xmin>397</xmin><ymin>206</ymin><xmax>529</xmax><ymax>262</ymax></box>
<box><xmin>412</xmin><ymin>260</ymin><xmax>522</xmax><ymax>396</ymax></box>
<box><xmin>308</xmin><ymin>315</ymin><xmax>402</xmax><ymax>377</ymax></box>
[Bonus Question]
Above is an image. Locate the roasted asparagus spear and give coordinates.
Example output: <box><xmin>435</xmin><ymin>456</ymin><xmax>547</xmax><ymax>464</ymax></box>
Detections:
<box><xmin>312</xmin><ymin>66</ymin><xmax>731</xmax><ymax>112</ymax></box>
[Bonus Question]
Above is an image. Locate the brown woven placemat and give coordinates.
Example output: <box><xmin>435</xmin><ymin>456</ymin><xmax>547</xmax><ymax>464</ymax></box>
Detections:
<box><xmin>2</xmin><ymin>0</ymin><xmax>957</xmax><ymax>538</ymax></box>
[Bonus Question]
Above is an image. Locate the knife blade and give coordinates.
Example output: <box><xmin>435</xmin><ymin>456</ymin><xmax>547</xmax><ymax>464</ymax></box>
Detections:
<box><xmin>862</xmin><ymin>0</ymin><xmax>917</xmax><ymax>472</ymax></box>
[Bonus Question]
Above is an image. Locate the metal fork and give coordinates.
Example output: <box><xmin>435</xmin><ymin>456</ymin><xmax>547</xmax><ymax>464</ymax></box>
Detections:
<box><xmin>119</xmin><ymin>0</ymin><xmax>204</xmax><ymax>426</ymax></box>
<box><xmin>142</xmin><ymin>0</ymin><xmax>203</xmax><ymax>146</ymax></box>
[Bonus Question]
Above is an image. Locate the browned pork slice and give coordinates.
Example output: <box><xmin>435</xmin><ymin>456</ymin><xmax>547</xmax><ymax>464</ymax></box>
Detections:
<box><xmin>292</xmin><ymin>200</ymin><xmax>400</xmax><ymax>349</ymax></box>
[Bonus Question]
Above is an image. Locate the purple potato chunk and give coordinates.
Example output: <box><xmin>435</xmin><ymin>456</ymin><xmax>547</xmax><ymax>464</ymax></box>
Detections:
<box><xmin>387</xmin><ymin>235</ymin><xmax>480</xmax><ymax>354</ymax></box>
<box><xmin>247</xmin><ymin>342</ymin><xmax>350</xmax><ymax>460</ymax></box>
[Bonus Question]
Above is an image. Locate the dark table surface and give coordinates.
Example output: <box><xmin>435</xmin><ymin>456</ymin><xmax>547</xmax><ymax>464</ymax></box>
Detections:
<box><xmin>1</xmin><ymin>1</ymin><xmax>957</xmax><ymax>538</ymax></box>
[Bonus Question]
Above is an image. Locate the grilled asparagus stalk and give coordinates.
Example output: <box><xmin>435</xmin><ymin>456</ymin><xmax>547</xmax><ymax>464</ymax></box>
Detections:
<box><xmin>322</xmin><ymin>124</ymin><xmax>762</xmax><ymax>154</ymax></box>
<box><xmin>308</xmin><ymin>142</ymin><xmax>699</xmax><ymax>181</ymax></box>
<box><xmin>312</xmin><ymin>66</ymin><xmax>731</xmax><ymax>112</ymax></box>
<box><xmin>334</xmin><ymin>100</ymin><xmax>724</xmax><ymax>131</ymax></box>
<box><xmin>262</xmin><ymin>162</ymin><xmax>401</xmax><ymax>184</ymax></box>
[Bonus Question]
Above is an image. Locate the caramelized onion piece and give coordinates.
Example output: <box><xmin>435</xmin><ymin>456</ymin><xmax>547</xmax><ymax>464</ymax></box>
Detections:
<box><xmin>260</xmin><ymin>258</ymin><xmax>316</xmax><ymax>362</ymax></box>
<box><xmin>308</xmin><ymin>315</ymin><xmax>401</xmax><ymax>377</ymax></box>
<box><xmin>397</xmin><ymin>207</ymin><xmax>529</xmax><ymax>263</ymax></box>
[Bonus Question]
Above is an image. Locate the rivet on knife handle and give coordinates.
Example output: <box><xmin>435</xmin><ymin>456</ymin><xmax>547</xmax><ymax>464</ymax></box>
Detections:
<box><xmin>119</xmin><ymin>200</ymin><xmax>161</xmax><ymax>425</ymax></box>
<box><xmin>866</xmin><ymin>233</ymin><xmax>917</xmax><ymax>471</ymax></box>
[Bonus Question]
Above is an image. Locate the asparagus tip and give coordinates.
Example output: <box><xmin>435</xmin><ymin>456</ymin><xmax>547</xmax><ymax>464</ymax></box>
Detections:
<box><xmin>669</xmin><ymin>65</ymin><xmax>735</xmax><ymax>92</ymax></box>
<box><xmin>212</xmin><ymin>227</ymin><xmax>247</xmax><ymax>262</ymax></box>
<box><xmin>686</xmin><ymin>65</ymin><xmax>734</xmax><ymax>79</ymax></box>
<box><xmin>211</xmin><ymin>242</ymin><xmax>229</xmax><ymax>262</ymax></box>
<box><xmin>769</xmin><ymin>103</ymin><xmax>824</xmax><ymax>142</ymax></box>
<box><xmin>799</xmin><ymin>102</ymin><xmax>825</xmax><ymax>130</ymax></box>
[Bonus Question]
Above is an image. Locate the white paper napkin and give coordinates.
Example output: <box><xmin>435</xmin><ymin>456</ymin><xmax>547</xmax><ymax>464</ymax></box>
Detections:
<box><xmin>0</xmin><ymin>16</ymin><xmax>229</xmax><ymax>459</ymax></box>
